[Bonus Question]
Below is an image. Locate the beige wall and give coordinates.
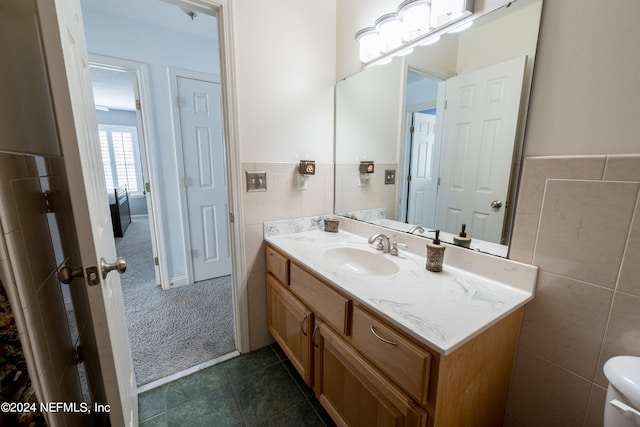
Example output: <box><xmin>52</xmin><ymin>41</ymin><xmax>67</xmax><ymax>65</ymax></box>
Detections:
<box><xmin>507</xmin><ymin>155</ymin><xmax>640</xmax><ymax>427</ymax></box>
<box><xmin>234</xmin><ymin>0</ymin><xmax>336</xmax><ymax>163</ymax></box>
<box><xmin>233</xmin><ymin>0</ymin><xmax>337</xmax><ymax>349</ymax></box>
<box><xmin>524</xmin><ymin>0</ymin><xmax>640</xmax><ymax>156</ymax></box>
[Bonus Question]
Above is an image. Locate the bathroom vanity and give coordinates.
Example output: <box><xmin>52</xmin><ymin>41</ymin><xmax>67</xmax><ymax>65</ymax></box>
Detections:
<box><xmin>264</xmin><ymin>225</ymin><xmax>537</xmax><ymax>427</ymax></box>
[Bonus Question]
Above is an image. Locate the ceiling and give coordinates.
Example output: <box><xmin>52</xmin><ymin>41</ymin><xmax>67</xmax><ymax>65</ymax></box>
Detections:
<box><xmin>81</xmin><ymin>0</ymin><xmax>218</xmax><ymax>111</ymax></box>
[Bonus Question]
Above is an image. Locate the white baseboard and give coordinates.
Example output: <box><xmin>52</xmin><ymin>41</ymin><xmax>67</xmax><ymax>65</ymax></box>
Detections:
<box><xmin>168</xmin><ymin>276</ymin><xmax>189</xmax><ymax>288</ymax></box>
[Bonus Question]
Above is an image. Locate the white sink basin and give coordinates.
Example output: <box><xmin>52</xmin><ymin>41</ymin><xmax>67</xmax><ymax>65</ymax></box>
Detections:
<box><xmin>321</xmin><ymin>247</ymin><xmax>400</xmax><ymax>276</ymax></box>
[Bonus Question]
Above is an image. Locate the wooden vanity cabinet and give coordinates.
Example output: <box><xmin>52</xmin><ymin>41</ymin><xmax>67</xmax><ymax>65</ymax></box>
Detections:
<box><xmin>265</xmin><ymin>244</ymin><xmax>523</xmax><ymax>427</ymax></box>
<box><xmin>313</xmin><ymin>321</ymin><xmax>428</xmax><ymax>427</ymax></box>
<box><xmin>266</xmin><ymin>246</ymin><xmax>314</xmax><ymax>386</ymax></box>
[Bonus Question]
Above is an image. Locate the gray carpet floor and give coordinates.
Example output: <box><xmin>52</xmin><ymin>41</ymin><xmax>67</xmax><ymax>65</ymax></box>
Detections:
<box><xmin>116</xmin><ymin>216</ymin><xmax>235</xmax><ymax>386</ymax></box>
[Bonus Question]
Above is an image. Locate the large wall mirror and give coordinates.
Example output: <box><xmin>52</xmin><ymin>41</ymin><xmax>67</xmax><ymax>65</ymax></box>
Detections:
<box><xmin>335</xmin><ymin>0</ymin><xmax>543</xmax><ymax>257</ymax></box>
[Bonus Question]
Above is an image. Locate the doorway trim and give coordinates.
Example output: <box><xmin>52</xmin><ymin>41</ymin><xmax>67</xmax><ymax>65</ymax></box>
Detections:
<box><xmin>164</xmin><ymin>0</ymin><xmax>249</xmax><ymax>353</ymax></box>
<box><xmin>88</xmin><ymin>54</ymin><xmax>169</xmax><ymax>289</ymax></box>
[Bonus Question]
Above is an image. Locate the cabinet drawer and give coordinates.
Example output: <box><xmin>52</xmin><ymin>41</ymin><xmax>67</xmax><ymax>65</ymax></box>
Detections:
<box><xmin>351</xmin><ymin>305</ymin><xmax>432</xmax><ymax>405</ymax></box>
<box><xmin>266</xmin><ymin>246</ymin><xmax>289</xmax><ymax>284</ymax></box>
<box><xmin>290</xmin><ymin>263</ymin><xmax>351</xmax><ymax>336</ymax></box>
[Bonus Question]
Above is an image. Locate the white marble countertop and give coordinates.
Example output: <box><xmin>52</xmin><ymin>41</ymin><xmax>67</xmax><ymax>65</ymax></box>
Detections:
<box><xmin>265</xmin><ymin>229</ymin><xmax>535</xmax><ymax>355</ymax></box>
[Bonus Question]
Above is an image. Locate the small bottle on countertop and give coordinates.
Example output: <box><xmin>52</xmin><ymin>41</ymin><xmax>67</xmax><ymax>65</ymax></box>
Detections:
<box><xmin>426</xmin><ymin>230</ymin><xmax>445</xmax><ymax>272</ymax></box>
<box><xmin>453</xmin><ymin>223</ymin><xmax>472</xmax><ymax>248</ymax></box>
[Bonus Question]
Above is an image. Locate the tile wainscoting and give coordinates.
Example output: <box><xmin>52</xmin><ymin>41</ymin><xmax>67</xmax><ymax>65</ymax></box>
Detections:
<box><xmin>241</xmin><ymin>162</ymin><xmax>334</xmax><ymax>350</ymax></box>
<box><xmin>334</xmin><ymin>162</ymin><xmax>398</xmax><ymax>220</ymax></box>
<box><xmin>506</xmin><ymin>155</ymin><xmax>640</xmax><ymax>427</ymax></box>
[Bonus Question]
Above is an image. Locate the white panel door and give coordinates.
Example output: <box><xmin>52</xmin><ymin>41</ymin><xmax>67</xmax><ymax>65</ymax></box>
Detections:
<box><xmin>435</xmin><ymin>56</ymin><xmax>527</xmax><ymax>242</ymax></box>
<box><xmin>37</xmin><ymin>0</ymin><xmax>137</xmax><ymax>425</ymax></box>
<box><xmin>407</xmin><ymin>112</ymin><xmax>437</xmax><ymax>227</ymax></box>
<box><xmin>177</xmin><ymin>77</ymin><xmax>231</xmax><ymax>282</ymax></box>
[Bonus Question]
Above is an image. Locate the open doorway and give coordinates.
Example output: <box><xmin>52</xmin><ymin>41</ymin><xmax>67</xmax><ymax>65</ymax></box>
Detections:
<box><xmin>81</xmin><ymin>0</ymin><xmax>237</xmax><ymax>387</ymax></box>
<box><xmin>399</xmin><ymin>69</ymin><xmax>443</xmax><ymax>227</ymax></box>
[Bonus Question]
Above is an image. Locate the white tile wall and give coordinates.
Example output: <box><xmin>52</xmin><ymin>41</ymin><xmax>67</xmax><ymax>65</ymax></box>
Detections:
<box><xmin>0</xmin><ymin>153</ymin><xmax>86</xmax><ymax>424</ymax></box>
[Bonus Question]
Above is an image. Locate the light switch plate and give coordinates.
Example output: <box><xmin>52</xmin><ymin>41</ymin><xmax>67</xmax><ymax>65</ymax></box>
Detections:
<box><xmin>246</xmin><ymin>171</ymin><xmax>267</xmax><ymax>192</ymax></box>
<box><xmin>385</xmin><ymin>169</ymin><xmax>396</xmax><ymax>185</ymax></box>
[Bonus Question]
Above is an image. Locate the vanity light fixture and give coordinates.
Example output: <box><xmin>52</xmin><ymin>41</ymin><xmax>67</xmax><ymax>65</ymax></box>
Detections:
<box><xmin>375</xmin><ymin>13</ymin><xmax>403</xmax><ymax>52</ymax></box>
<box><xmin>297</xmin><ymin>160</ymin><xmax>316</xmax><ymax>190</ymax></box>
<box><xmin>357</xmin><ymin>0</ymin><xmax>474</xmax><ymax>67</ymax></box>
<box><xmin>398</xmin><ymin>0</ymin><xmax>431</xmax><ymax>41</ymax></box>
<box><xmin>355</xmin><ymin>27</ymin><xmax>380</xmax><ymax>63</ymax></box>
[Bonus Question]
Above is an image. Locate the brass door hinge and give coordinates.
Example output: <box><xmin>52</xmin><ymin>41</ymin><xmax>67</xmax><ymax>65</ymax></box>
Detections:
<box><xmin>154</xmin><ymin>257</ymin><xmax>159</xmax><ymax>266</ymax></box>
<box><xmin>74</xmin><ymin>345</ymin><xmax>84</xmax><ymax>364</ymax></box>
<box><xmin>42</xmin><ymin>191</ymin><xmax>55</xmax><ymax>213</ymax></box>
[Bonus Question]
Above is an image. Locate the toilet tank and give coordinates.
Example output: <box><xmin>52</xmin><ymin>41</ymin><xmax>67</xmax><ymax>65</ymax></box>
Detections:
<box><xmin>604</xmin><ymin>356</ymin><xmax>640</xmax><ymax>427</ymax></box>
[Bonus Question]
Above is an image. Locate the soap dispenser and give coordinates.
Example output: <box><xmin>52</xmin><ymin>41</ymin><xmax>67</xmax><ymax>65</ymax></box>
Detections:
<box><xmin>426</xmin><ymin>230</ymin><xmax>445</xmax><ymax>272</ymax></box>
<box><xmin>453</xmin><ymin>223</ymin><xmax>471</xmax><ymax>248</ymax></box>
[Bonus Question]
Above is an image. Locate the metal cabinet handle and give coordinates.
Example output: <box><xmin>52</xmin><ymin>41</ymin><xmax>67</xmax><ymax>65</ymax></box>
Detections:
<box><xmin>312</xmin><ymin>324</ymin><xmax>320</xmax><ymax>348</ymax></box>
<box><xmin>370</xmin><ymin>325</ymin><xmax>398</xmax><ymax>346</ymax></box>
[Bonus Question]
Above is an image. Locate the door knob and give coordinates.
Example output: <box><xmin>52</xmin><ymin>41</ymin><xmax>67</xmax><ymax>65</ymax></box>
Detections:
<box><xmin>490</xmin><ymin>200</ymin><xmax>503</xmax><ymax>209</ymax></box>
<box><xmin>100</xmin><ymin>257</ymin><xmax>127</xmax><ymax>279</ymax></box>
<box><xmin>58</xmin><ymin>266</ymin><xmax>84</xmax><ymax>284</ymax></box>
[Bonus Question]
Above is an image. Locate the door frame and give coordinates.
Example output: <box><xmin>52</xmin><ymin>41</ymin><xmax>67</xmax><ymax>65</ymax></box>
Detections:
<box><xmin>88</xmin><ymin>54</ymin><xmax>169</xmax><ymax>289</ymax></box>
<box><xmin>166</xmin><ymin>0</ymin><xmax>250</xmax><ymax>353</ymax></box>
<box><xmin>398</xmin><ymin>68</ymin><xmax>446</xmax><ymax>225</ymax></box>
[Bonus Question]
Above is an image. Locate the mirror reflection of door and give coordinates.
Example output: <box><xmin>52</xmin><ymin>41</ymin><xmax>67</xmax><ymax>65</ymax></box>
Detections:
<box><xmin>401</xmin><ymin>70</ymin><xmax>442</xmax><ymax>227</ymax></box>
<box><xmin>402</xmin><ymin>56</ymin><xmax>527</xmax><ymax>243</ymax></box>
<box><xmin>406</xmin><ymin>111</ymin><xmax>437</xmax><ymax>226</ymax></box>
<box><xmin>435</xmin><ymin>55</ymin><xmax>527</xmax><ymax>242</ymax></box>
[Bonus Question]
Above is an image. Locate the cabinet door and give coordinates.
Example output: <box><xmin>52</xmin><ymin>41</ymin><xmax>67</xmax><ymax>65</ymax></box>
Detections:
<box><xmin>266</xmin><ymin>273</ymin><xmax>313</xmax><ymax>385</ymax></box>
<box><xmin>314</xmin><ymin>321</ymin><xmax>427</xmax><ymax>427</ymax></box>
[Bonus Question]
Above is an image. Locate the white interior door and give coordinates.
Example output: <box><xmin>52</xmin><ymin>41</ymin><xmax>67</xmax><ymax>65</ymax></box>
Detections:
<box><xmin>177</xmin><ymin>76</ymin><xmax>232</xmax><ymax>283</ymax></box>
<box><xmin>435</xmin><ymin>56</ymin><xmax>527</xmax><ymax>242</ymax></box>
<box><xmin>37</xmin><ymin>0</ymin><xmax>137</xmax><ymax>425</ymax></box>
<box><xmin>407</xmin><ymin>112</ymin><xmax>438</xmax><ymax>227</ymax></box>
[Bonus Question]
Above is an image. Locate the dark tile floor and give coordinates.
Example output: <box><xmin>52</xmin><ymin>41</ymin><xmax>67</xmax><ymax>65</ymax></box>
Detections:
<box><xmin>138</xmin><ymin>344</ymin><xmax>336</xmax><ymax>427</ymax></box>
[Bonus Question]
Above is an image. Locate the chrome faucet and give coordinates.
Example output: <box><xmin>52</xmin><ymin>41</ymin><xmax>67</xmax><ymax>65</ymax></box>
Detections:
<box><xmin>368</xmin><ymin>233</ymin><xmax>391</xmax><ymax>253</ymax></box>
<box><xmin>407</xmin><ymin>225</ymin><xmax>425</xmax><ymax>234</ymax></box>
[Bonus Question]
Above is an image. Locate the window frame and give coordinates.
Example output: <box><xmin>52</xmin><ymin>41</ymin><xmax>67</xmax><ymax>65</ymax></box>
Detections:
<box><xmin>98</xmin><ymin>124</ymin><xmax>144</xmax><ymax>196</ymax></box>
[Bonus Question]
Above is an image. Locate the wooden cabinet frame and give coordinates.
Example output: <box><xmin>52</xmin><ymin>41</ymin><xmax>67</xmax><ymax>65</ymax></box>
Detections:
<box><xmin>265</xmin><ymin>244</ymin><xmax>523</xmax><ymax>427</ymax></box>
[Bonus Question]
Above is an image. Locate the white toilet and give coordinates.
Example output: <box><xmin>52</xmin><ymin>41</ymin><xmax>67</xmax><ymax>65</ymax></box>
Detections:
<box><xmin>604</xmin><ymin>356</ymin><xmax>640</xmax><ymax>427</ymax></box>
